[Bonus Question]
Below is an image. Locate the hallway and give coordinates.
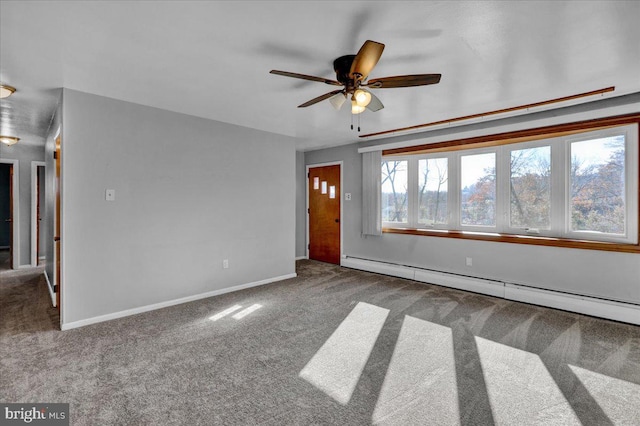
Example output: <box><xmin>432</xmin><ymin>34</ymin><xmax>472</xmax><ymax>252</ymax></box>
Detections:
<box><xmin>0</xmin><ymin>248</ymin><xmax>11</xmax><ymax>272</ymax></box>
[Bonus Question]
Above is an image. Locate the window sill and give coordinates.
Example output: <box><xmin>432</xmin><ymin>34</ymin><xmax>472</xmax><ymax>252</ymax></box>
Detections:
<box><xmin>382</xmin><ymin>227</ymin><xmax>640</xmax><ymax>253</ymax></box>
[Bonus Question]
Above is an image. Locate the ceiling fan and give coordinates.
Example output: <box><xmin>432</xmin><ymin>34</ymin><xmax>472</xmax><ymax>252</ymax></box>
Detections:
<box><xmin>270</xmin><ymin>40</ymin><xmax>441</xmax><ymax>115</ymax></box>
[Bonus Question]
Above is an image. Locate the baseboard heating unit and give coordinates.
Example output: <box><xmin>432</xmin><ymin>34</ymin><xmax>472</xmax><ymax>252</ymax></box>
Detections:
<box><xmin>341</xmin><ymin>256</ymin><xmax>640</xmax><ymax>326</ymax></box>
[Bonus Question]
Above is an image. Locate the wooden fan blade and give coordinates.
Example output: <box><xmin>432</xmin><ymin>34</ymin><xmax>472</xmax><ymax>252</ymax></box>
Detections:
<box><xmin>270</xmin><ymin>70</ymin><xmax>341</xmax><ymax>86</ymax></box>
<box><xmin>367</xmin><ymin>74</ymin><xmax>441</xmax><ymax>88</ymax></box>
<box><xmin>365</xmin><ymin>92</ymin><xmax>384</xmax><ymax>112</ymax></box>
<box><xmin>298</xmin><ymin>90</ymin><xmax>345</xmax><ymax>108</ymax></box>
<box><xmin>349</xmin><ymin>40</ymin><xmax>385</xmax><ymax>81</ymax></box>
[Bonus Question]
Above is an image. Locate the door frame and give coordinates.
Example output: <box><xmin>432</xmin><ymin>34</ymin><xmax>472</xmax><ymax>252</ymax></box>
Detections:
<box><xmin>306</xmin><ymin>161</ymin><xmax>344</xmax><ymax>263</ymax></box>
<box><xmin>54</xmin><ymin>131</ymin><xmax>62</xmax><ymax>317</ymax></box>
<box><xmin>31</xmin><ymin>161</ymin><xmax>46</xmax><ymax>266</ymax></box>
<box><xmin>0</xmin><ymin>159</ymin><xmax>19</xmax><ymax>270</ymax></box>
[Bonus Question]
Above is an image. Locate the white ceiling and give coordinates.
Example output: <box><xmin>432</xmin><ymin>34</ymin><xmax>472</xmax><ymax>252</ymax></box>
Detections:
<box><xmin>1</xmin><ymin>1</ymin><xmax>639</xmax><ymax>151</ymax></box>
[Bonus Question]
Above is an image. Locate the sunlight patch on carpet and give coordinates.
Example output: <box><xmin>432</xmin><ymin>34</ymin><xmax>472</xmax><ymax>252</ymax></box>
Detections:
<box><xmin>475</xmin><ymin>336</ymin><xmax>580</xmax><ymax>425</ymax></box>
<box><xmin>299</xmin><ymin>302</ymin><xmax>389</xmax><ymax>405</ymax></box>
<box><xmin>372</xmin><ymin>316</ymin><xmax>460</xmax><ymax>425</ymax></box>
<box><xmin>232</xmin><ymin>304</ymin><xmax>263</xmax><ymax>319</ymax></box>
<box><xmin>209</xmin><ymin>305</ymin><xmax>243</xmax><ymax>321</ymax></box>
<box><xmin>569</xmin><ymin>364</ymin><xmax>640</xmax><ymax>424</ymax></box>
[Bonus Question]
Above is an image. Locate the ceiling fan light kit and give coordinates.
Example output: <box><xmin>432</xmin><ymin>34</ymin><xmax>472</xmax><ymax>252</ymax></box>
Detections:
<box><xmin>270</xmin><ymin>40</ymin><xmax>441</xmax><ymax>129</ymax></box>
<box><xmin>329</xmin><ymin>92</ymin><xmax>347</xmax><ymax>110</ymax></box>
<box><xmin>353</xmin><ymin>89</ymin><xmax>372</xmax><ymax>107</ymax></box>
<box><xmin>351</xmin><ymin>100</ymin><xmax>366</xmax><ymax>115</ymax></box>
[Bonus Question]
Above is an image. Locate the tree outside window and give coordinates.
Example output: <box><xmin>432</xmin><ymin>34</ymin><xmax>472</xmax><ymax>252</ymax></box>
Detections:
<box><xmin>418</xmin><ymin>158</ymin><xmax>448</xmax><ymax>226</ymax></box>
<box><xmin>510</xmin><ymin>146</ymin><xmax>551</xmax><ymax>230</ymax></box>
<box><xmin>571</xmin><ymin>136</ymin><xmax>626</xmax><ymax>234</ymax></box>
<box><xmin>382</xmin><ymin>160</ymin><xmax>408</xmax><ymax>223</ymax></box>
<box><xmin>461</xmin><ymin>153</ymin><xmax>496</xmax><ymax>227</ymax></box>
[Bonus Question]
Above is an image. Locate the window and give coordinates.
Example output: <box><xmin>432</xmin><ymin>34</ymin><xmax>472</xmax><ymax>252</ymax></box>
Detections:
<box><xmin>509</xmin><ymin>145</ymin><xmax>551</xmax><ymax>231</ymax></box>
<box><xmin>380</xmin><ymin>122</ymin><xmax>639</xmax><ymax>249</ymax></box>
<box><xmin>569</xmin><ymin>135</ymin><xmax>626</xmax><ymax>236</ymax></box>
<box><xmin>418</xmin><ymin>157</ymin><xmax>448</xmax><ymax>226</ymax></box>
<box><xmin>381</xmin><ymin>160</ymin><xmax>408</xmax><ymax>224</ymax></box>
<box><xmin>460</xmin><ymin>152</ymin><xmax>496</xmax><ymax>228</ymax></box>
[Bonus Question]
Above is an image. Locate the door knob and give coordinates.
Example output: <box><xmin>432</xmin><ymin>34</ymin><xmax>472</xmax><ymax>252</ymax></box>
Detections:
<box><xmin>335</xmin><ymin>219</ymin><xmax>340</xmax><ymax>223</ymax></box>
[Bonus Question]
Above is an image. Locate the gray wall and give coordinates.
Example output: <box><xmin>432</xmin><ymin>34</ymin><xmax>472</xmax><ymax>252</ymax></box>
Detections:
<box><xmin>302</xmin><ymin>95</ymin><xmax>640</xmax><ymax>305</ymax></box>
<box><xmin>61</xmin><ymin>89</ymin><xmax>296</xmax><ymax>324</ymax></box>
<box><xmin>0</xmin><ymin>143</ymin><xmax>46</xmax><ymax>265</ymax></box>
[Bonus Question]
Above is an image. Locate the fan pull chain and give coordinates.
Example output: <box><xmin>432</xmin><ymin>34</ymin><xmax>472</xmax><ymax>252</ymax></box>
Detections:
<box><xmin>349</xmin><ymin>112</ymin><xmax>362</xmax><ymax>132</ymax></box>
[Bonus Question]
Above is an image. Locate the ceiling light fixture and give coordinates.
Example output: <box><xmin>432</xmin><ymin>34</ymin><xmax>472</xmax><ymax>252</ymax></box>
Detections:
<box><xmin>329</xmin><ymin>92</ymin><xmax>347</xmax><ymax>110</ymax></box>
<box><xmin>351</xmin><ymin>99</ymin><xmax>366</xmax><ymax>115</ymax></box>
<box><xmin>353</xmin><ymin>89</ymin><xmax>372</xmax><ymax>108</ymax></box>
<box><xmin>0</xmin><ymin>136</ymin><xmax>20</xmax><ymax>146</ymax></box>
<box><xmin>0</xmin><ymin>85</ymin><xmax>16</xmax><ymax>99</ymax></box>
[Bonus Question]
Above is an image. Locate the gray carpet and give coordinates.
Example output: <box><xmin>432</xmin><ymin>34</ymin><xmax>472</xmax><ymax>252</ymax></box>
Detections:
<box><xmin>1</xmin><ymin>260</ymin><xmax>639</xmax><ymax>425</ymax></box>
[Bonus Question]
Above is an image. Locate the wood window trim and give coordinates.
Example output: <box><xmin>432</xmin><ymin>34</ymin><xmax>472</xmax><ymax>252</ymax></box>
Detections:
<box><xmin>382</xmin><ymin>113</ymin><xmax>640</xmax><ymax>156</ymax></box>
<box><xmin>382</xmin><ymin>227</ymin><xmax>640</xmax><ymax>254</ymax></box>
<box><xmin>381</xmin><ymin>113</ymin><xmax>640</xmax><ymax>254</ymax></box>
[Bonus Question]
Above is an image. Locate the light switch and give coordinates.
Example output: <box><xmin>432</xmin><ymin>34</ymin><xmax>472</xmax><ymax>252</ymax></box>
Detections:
<box><xmin>105</xmin><ymin>189</ymin><xmax>115</xmax><ymax>201</ymax></box>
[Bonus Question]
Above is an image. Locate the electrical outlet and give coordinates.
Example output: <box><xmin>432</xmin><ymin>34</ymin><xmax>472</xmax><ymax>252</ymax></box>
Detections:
<box><xmin>345</xmin><ymin>193</ymin><xmax>352</xmax><ymax>201</ymax></box>
<box><xmin>223</xmin><ymin>259</ymin><xmax>229</xmax><ymax>269</ymax></box>
<box><xmin>466</xmin><ymin>257</ymin><xmax>473</xmax><ymax>267</ymax></box>
<box><xmin>105</xmin><ymin>189</ymin><xmax>115</xmax><ymax>201</ymax></box>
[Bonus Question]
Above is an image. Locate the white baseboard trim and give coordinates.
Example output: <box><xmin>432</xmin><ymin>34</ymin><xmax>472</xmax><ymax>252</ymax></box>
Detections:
<box><xmin>341</xmin><ymin>256</ymin><xmax>640</xmax><ymax>326</ymax></box>
<box><xmin>43</xmin><ymin>270</ymin><xmax>56</xmax><ymax>307</ymax></box>
<box><xmin>295</xmin><ymin>256</ymin><xmax>308</xmax><ymax>260</ymax></box>
<box><xmin>61</xmin><ymin>272</ymin><xmax>297</xmax><ymax>331</ymax></box>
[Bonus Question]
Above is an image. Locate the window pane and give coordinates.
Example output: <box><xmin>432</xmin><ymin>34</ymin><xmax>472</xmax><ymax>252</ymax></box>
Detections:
<box><xmin>461</xmin><ymin>153</ymin><xmax>496</xmax><ymax>226</ymax></box>
<box><xmin>418</xmin><ymin>158</ymin><xmax>448</xmax><ymax>225</ymax></box>
<box><xmin>382</xmin><ymin>160</ymin><xmax>408</xmax><ymax>223</ymax></box>
<box><xmin>510</xmin><ymin>146</ymin><xmax>551</xmax><ymax>229</ymax></box>
<box><xmin>570</xmin><ymin>135</ymin><xmax>626</xmax><ymax>234</ymax></box>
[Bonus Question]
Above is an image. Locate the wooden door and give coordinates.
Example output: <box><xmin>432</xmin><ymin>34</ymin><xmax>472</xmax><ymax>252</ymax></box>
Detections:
<box><xmin>55</xmin><ymin>136</ymin><xmax>61</xmax><ymax>310</ymax></box>
<box><xmin>308</xmin><ymin>165</ymin><xmax>341</xmax><ymax>264</ymax></box>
